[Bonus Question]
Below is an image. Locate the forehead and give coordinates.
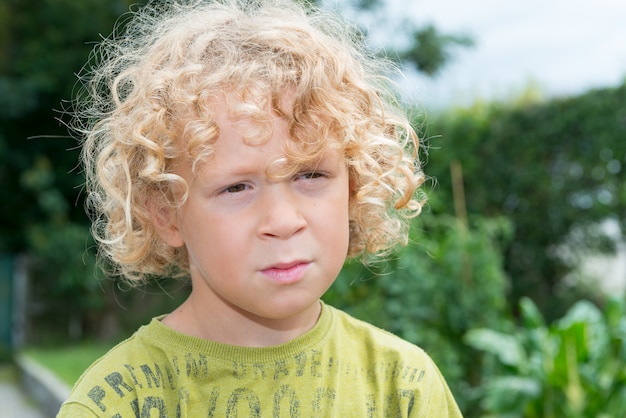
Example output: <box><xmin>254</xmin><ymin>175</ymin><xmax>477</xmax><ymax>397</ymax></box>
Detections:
<box><xmin>184</xmin><ymin>94</ymin><xmax>343</xmax><ymax>173</ymax></box>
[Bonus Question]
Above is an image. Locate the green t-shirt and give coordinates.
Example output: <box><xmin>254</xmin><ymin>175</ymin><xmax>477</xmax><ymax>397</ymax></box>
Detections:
<box><xmin>58</xmin><ymin>303</ymin><xmax>462</xmax><ymax>417</ymax></box>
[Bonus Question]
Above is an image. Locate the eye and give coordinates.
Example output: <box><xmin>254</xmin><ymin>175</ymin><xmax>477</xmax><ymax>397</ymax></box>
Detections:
<box><xmin>297</xmin><ymin>171</ymin><xmax>325</xmax><ymax>180</ymax></box>
<box><xmin>222</xmin><ymin>183</ymin><xmax>248</xmax><ymax>194</ymax></box>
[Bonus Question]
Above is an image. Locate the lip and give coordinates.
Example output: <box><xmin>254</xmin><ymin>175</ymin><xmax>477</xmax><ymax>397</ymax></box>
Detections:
<box><xmin>260</xmin><ymin>261</ymin><xmax>310</xmax><ymax>284</ymax></box>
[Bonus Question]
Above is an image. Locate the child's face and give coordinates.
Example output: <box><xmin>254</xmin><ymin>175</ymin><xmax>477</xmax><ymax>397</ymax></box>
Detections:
<box><xmin>163</xmin><ymin>105</ymin><xmax>350</xmax><ymax>326</ymax></box>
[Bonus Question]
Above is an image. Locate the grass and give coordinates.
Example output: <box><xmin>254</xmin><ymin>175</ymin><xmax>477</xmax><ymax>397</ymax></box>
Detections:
<box><xmin>23</xmin><ymin>342</ymin><xmax>114</xmax><ymax>386</ymax></box>
<box><xmin>0</xmin><ymin>364</ymin><xmax>16</xmax><ymax>382</ymax></box>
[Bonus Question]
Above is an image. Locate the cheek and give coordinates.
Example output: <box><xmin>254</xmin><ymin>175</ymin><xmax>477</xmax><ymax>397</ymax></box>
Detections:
<box><xmin>192</xmin><ymin>221</ymin><xmax>240</xmax><ymax>256</ymax></box>
<box><xmin>186</xmin><ymin>226</ymin><xmax>241</xmax><ymax>280</ymax></box>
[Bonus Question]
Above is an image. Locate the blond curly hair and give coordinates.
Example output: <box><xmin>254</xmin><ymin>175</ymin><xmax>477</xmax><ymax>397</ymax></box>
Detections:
<box><xmin>73</xmin><ymin>0</ymin><xmax>425</xmax><ymax>283</ymax></box>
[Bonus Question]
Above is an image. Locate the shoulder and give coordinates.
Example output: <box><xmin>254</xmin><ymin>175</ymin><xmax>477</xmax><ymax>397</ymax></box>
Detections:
<box><xmin>59</xmin><ymin>318</ymin><xmax>169</xmax><ymax>416</ymax></box>
<box><xmin>326</xmin><ymin>305</ymin><xmax>443</xmax><ymax>381</ymax></box>
<box><xmin>328</xmin><ymin>304</ymin><xmax>427</xmax><ymax>355</ymax></box>
<box><xmin>325</xmin><ymin>305</ymin><xmax>463</xmax><ymax>416</ymax></box>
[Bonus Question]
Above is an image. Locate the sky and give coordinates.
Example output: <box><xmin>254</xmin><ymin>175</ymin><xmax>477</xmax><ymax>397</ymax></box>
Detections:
<box><xmin>360</xmin><ymin>0</ymin><xmax>626</xmax><ymax>108</ymax></box>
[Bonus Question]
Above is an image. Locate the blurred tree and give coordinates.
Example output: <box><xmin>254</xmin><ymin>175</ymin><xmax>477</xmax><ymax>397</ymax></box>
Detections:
<box><xmin>399</xmin><ymin>24</ymin><xmax>473</xmax><ymax>76</ymax></box>
<box><xmin>0</xmin><ymin>0</ymin><xmax>133</xmax><ymax>252</ymax></box>
<box><xmin>328</xmin><ymin>0</ymin><xmax>473</xmax><ymax>76</ymax></box>
<box><xmin>0</xmin><ymin>0</ymin><xmax>137</xmax><ymax>342</ymax></box>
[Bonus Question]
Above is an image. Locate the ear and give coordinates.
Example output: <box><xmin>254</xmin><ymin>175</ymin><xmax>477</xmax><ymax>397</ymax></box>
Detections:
<box><xmin>147</xmin><ymin>198</ymin><xmax>185</xmax><ymax>248</ymax></box>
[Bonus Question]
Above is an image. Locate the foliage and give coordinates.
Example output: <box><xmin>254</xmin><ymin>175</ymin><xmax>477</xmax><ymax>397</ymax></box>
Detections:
<box><xmin>324</xmin><ymin>212</ymin><xmax>512</xmax><ymax>413</ymax></box>
<box><xmin>26</xmin><ymin>222</ymin><xmax>103</xmax><ymax>342</ymax></box>
<box><xmin>398</xmin><ymin>24</ymin><xmax>473</xmax><ymax>76</ymax></box>
<box><xmin>425</xmin><ymin>84</ymin><xmax>626</xmax><ymax>319</ymax></box>
<box><xmin>465</xmin><ymin>296</ymin><xmax>626</xmax><ymax>417</ymax></box>
<box><xmin>0</xmin><ymin>0</ymin><xmax>134</xmax><ymax>252</ymax></box>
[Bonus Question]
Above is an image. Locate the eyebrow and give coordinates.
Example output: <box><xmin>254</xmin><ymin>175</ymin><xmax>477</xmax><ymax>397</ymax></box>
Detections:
<box><xmin>198</xmin><ymin>156</ymin><xmax>279</xmax><ymax>179</ymax></box>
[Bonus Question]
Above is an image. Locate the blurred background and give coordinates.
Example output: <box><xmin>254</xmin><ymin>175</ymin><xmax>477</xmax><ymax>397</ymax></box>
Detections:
<box><xmin>1</xmin><ymin>0</ymin><xmax>625</xmax><ymax>416</ymax></box>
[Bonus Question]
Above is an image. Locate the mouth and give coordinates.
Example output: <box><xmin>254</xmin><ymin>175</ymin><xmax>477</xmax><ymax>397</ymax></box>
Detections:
<box><xmin>260</xmin><ymin>261</ymin><xmax>310</xmax><ymax>284</ymax></box>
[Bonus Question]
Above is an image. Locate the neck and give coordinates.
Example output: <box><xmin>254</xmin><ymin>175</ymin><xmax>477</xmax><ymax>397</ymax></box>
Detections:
<box><xmin>162</xmin><ymin>295</ymin><xmax>322</xmax><ymax>347</ymax></box>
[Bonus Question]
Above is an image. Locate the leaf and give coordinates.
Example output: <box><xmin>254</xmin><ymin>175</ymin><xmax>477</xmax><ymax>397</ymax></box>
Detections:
<box><xmin>520</xmin><ymin>297</ymin><xmax>545</xmax><ymax>329</ymax></box>
<box><xmin>483</xmin><ymin>376</ymin><xmax>541</xmax><ymax>412</ymax></box>
<box><xmin>556</xmin><ymin>300</ymin><xmax>609</xmax><ymax>361</ymax></box>
<box><xmin>604</xmin><ymin>296</ymin><xmax>625</xmax><ymax>330</ymax></box>
<box><xmin>464</xmin><ymin>329</ymin><xmax>525</xmax><ymax>368</ymax></box>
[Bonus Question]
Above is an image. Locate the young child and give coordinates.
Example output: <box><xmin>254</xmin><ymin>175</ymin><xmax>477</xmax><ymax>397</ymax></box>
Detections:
<box><xmin>59</xmin><ymin>0</ymin><xmax>462</xmax><ymax>416</ymax></box>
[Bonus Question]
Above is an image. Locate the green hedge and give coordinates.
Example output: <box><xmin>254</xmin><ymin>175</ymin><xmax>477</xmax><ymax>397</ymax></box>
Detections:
<box><xmin>424</xmin><ymin>82</ymin><xmax>626</xmax><ymax>319</ymax></box>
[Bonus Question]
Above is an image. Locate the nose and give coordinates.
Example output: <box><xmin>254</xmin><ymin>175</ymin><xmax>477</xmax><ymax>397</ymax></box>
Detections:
<box><xmin>257</xmin><ymin>184</ymin><xmax>307</xmax><ymax>240</ymax></box>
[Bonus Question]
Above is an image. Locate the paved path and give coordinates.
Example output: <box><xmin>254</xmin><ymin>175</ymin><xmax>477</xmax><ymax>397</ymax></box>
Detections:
<box><xmin>0</xmin><ymin>367</ymin><xmax>45</xmax><ymax>418</ymax></box>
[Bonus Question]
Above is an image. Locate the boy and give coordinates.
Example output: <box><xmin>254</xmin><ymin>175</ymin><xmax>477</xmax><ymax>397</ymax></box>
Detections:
<box><xmin>59</xmin><ymin>0</ymin><xmax>463</xmax><ymax>416</ymax></box>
